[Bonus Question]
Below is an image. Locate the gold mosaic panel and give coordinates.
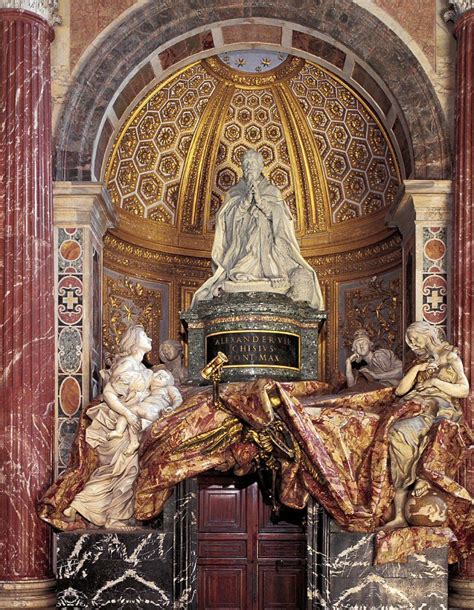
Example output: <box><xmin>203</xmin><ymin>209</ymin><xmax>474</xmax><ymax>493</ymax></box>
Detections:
<box><xmin>289</xmin><ymin>63</ymin><xmax>400</xmax><ymax>223</ymax></box>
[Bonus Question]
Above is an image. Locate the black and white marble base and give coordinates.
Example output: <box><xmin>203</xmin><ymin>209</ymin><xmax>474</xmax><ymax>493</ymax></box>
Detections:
<box><xmin>307</xmin><ymin>502</ymin><xmax>449</xmax><ymax>609</ymax></box>
<box><xmin>56</xmin><ymin>529</ymin><xmax>173</xmax><ymax>609</ymax></box>
<box><xmin>55</xmin><ymin>480</ymin><xmax>198</xmax><ymax>609</ymax></box>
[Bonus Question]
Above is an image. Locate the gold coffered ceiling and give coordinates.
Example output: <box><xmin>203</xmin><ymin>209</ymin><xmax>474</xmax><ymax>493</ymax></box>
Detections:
<box><xmin>105</xmin><ymin>55</ymin><xmax>401</xmax><ymax>257</ymax></box>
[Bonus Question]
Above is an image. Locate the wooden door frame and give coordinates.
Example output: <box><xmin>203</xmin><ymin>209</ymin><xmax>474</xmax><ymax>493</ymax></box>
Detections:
<box><xmin>174</xmin><ymin>472</ymin><xmax>313</xmax><ymax>609</ymax></box>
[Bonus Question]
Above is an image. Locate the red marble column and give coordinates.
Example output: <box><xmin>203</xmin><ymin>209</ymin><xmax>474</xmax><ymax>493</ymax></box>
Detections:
<box><xmin>450</xmin><ymin>5</ymin><xmax>474</xmax><ymax>607</ymax></box>
<box><xmin>0</xmin><ymin>8</ymin><xmax>56</xmax><ymax>607</ymax></box>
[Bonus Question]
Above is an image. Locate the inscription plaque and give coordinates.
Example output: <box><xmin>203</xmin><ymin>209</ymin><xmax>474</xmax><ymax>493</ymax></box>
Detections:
<box><xmin>206</xmin><ymin>330</ymin><xmax>300</xmax><ymax>370</ymax></box>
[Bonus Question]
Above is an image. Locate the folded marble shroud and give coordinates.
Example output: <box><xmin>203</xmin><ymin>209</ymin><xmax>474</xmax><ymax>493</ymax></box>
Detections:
<box><xmin>38</xmin><ymin>379</ymin><xmax>473</xmax><ymax>565</ymax></box>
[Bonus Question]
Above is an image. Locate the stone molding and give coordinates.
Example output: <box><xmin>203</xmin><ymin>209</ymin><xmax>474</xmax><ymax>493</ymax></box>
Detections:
<box><xmin>449</xmin><ymin>577</ymin><xmax>474</xmax><ymax>608</ymax></box>
<box><xmin>386</xmin><ymin>180</ymin><xmax>452</xmax><ymax>240</ymax></box>
<box><xmin>54</xmin><ymin>181</ymin><xmax>117</xmax><ymax>239</ymax></box>
<box><xmin>0</xmin><ymin>0</ymin><xmax>60</xmax><ymax>25</ymax></box>
<box><xmin>0</xmin><ymin>578</ymin><xmax>56</xmax><ymax>608</ymax></box>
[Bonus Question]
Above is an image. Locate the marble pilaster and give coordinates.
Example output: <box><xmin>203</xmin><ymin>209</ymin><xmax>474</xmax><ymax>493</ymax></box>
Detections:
<box><xmin>387</xmin><ymin>180</ymin><xmax>452</xmax><ymax>342</ymax></box>
<box><xmin>446</xmin><ymin>3</ymin><xmax>474</xmax><ymax>604</ymax></box>
<box><xmin>53</xmin><ymin>182</ymin><xmax>117</xmax><ymax>473</ymax></box>
<box><xmin>0</xmin><ymin>6</ymin><xmax>56</xmax><ymax>607</ymax></box>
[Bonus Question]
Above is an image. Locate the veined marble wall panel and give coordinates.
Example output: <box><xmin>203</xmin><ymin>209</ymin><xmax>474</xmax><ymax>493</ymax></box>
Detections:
<box><xmin>91</xmin><ymin>246</ymin><xmax>102</xmax><ymax>396</ymax></box>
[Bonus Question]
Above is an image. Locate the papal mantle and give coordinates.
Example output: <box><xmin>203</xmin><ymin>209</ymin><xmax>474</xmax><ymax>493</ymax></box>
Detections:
<box><xmin>191</xmin><ymin>150</ymin><xmax>323</xmax><ymax>309</ymax></box>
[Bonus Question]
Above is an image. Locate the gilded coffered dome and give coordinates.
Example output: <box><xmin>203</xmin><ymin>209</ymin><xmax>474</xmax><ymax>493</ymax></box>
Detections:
<box><xmin>105</xmin><ymin>52</ymin><xmax>401</xmax><ymax>257</ymax></box>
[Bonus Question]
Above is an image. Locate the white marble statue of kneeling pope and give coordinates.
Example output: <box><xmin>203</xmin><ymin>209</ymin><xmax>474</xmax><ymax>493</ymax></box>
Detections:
<box><xmin>192</xmin><ymin>149</ymin><xmax>324</xmax><ymax>309</ymax></box>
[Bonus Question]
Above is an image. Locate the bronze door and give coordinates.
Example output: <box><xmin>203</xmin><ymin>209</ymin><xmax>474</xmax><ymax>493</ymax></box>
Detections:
<box><xmin>197</xmin><ymin>473</ymin><xmax>306</xmax><ymax>610</ymax></box>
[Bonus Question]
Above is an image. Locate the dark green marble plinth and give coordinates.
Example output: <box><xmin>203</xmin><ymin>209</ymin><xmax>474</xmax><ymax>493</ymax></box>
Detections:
<box><xmin>181</xmin><ymin>293</ymin><xmax>326</xmax><ymax>382</ymax></box>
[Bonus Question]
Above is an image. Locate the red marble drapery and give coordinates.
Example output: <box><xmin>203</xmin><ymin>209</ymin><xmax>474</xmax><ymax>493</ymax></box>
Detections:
<box><xmin>0</xmin><ymin>8</ymin><xmax>55</xmax><ymax>584</ymax></box>
<box><xmin>452</xmin><ymin>6</ymin><xmax>474</xmax><ymax>591</ymax></box>
<box><xmin>39</xmin><ymin>381</ymin><xmax>473</xmax><ymax>566</ymax></box>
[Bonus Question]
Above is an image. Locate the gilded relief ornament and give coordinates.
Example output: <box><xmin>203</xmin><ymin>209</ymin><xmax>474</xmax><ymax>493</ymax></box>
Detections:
<box><xmin>103</xmin><ymin>276</ymin><xmax>161</xmax><ymax>365</ymax></box>
<box><xmin>203</xmin><ymin>55</ymin><xmax>304</xmax><ymax>88</ymax></box>
<box><xmin>105</xmin><ymin>56</ymin><xmax>401</xmax><ymax>248</ymax></box>
<box><xmin>342</xmin><ymin>275</ymin><xmax>402</xmax><ymax>356</ymax></box>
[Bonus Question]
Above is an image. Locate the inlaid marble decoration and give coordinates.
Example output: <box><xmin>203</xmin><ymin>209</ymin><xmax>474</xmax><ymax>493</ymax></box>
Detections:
<box><xmin>422</xmin><ymin>226</ymin><xmax>448</xmax><ymax>334</ymax></box>
<box><xmin>57</xmin><ymin>227</ymin><xmax>84</xmax><ymax>472</ymax></box>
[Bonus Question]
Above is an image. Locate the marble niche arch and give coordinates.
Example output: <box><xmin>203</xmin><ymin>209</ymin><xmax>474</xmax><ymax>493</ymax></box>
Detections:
<box><xmin>48</xmin><ymin>3</ymin><xmax>468</xmax><ymax>608</ymax></box>
<box><xmin>53</xmin><ymin>0</ymin><xmax>450</xmax><ymax>184</ymax></box>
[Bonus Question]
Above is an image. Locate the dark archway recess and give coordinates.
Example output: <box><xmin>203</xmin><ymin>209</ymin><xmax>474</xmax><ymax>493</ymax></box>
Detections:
<box><xmin>54</xmin><ymin>0</ymin><xmax>450</xmax><ymax>182</ymax></box>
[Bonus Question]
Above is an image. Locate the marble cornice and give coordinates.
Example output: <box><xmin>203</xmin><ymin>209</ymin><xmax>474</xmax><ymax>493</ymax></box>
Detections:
<box><xmin>386</xmin><ymin>180</ymin><xmax>452</xmax><ymax>240</ymax></box>
<box><xmin>0</xmin><ymin>0</ymin><xmax>60</xmax><ymax>26</ymax></box>
<box><xmin>54</xmin><ymin>181</ymin><xmax>117</xmax><ymax>238</ymax></box>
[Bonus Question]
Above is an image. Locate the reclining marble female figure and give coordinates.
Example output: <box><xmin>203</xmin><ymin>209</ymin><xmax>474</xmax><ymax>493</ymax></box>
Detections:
<box><xmin>345</xmin><ymin>328</ymin><xmax>403</xmax><ymax>388</ymax></box>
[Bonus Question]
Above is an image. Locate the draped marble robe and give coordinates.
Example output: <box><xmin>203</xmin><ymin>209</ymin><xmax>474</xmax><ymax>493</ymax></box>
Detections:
<box><xmin>191</xmin><ymin>175</ymin><xmax>324</xmax><ymax>309</ymax></box>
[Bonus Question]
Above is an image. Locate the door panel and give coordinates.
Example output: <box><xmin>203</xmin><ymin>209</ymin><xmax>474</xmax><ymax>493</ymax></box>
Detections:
<box><xmin>199</xmin><ymin>539</ymin><xmax>247</xmax><ymax>558</ymax></box>
<box><xmin>197</xmin><ymin>473</ymin><xmax>306</xmax><ymax>610</ymax></box>
<box><xmin>258</xmin><ymin>565</ymin><xmax>306</xmax><ymax>609</ymax></box>
<box><xmin>258</xmin><ymin>539</ymin><xmax>306</xmax><ymax>559</ymax></box>
<box><xmin>199</xmin><ymin>485</ymin><xmax>247</xmax><ymax>532</ymax></box>
<box><xmin>199</xmin><ymin>565</ymin><xmax>248</xmax><ymax>610</ymax></box>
